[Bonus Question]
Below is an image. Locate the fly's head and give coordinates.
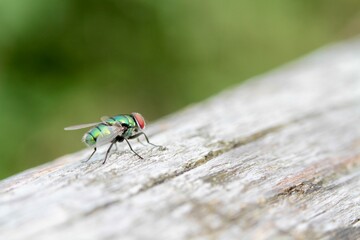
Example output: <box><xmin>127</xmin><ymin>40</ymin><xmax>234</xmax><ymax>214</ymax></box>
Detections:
<box><xmin>132</xmin><ymin>112</ymin><xmax>146</xmax><ymax>131</ymax></box>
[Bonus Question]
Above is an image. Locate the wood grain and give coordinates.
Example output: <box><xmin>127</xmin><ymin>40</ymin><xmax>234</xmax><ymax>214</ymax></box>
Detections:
<box><xmin>1</xmin><ymin>38</ymin><xmax>360</xmax><ymax>240</ymax></box>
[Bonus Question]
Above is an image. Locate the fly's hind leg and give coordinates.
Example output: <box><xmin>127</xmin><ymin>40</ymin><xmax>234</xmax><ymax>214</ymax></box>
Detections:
<box><xmin>103</xmin><ymin>140</ymin><xmax>116</xmax><ymax>164</ymax></box>
<box><xmin>84</xmin><ymin>148</ymin><xmax>97</xmax><ymax>162</ymax></box>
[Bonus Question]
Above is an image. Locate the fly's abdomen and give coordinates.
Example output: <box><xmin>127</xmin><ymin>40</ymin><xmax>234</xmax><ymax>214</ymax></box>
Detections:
<box><xmin>82</xmin><ymin>124</ymin><xmax>112</xmax><ymax>147</ymax></box>
<box><xmin>83</xmin><ymin>133</ymin><xmax>96</xmax><ymax>147</ymax></box>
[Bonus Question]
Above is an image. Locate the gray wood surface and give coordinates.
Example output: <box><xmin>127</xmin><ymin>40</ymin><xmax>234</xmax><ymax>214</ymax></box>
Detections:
<box><xmin>1</xmin><ymin>38</ymin><xmax>360</xmax><ymax>240</ymax></box>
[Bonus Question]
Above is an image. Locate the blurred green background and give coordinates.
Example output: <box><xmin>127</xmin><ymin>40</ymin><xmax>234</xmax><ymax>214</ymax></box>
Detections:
<box><xmin>0</xmin><ymin>0</ymin><xmax>359</xmax><ymax>179</ymax></box>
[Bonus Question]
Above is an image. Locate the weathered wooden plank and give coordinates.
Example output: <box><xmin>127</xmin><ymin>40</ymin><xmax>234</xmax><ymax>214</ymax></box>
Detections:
<box><xmin>1</xmin><ymin>38</ymin><xmax>360</xmax><ymax>240</ymax></box>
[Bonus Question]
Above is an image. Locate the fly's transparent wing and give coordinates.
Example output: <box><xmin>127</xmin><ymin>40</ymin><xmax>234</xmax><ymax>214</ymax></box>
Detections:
<box><xmin>100</xmin><ymin>116</ymin><xmax>110</xmax><ymax>123</ymax></box>
<box><xmin>101</xmin><ymin>115</ymin><xmax>123</xmax><ymax>127</ymax></box>
<box><xmin>64</xmin><ymin>122</ymin><xmax>101</xmax><ymax>131</ymax></box>
<box><xmin>94</xmin><ymin>125</ymin><xmax>124</xmax><ymax>147</ymax></box>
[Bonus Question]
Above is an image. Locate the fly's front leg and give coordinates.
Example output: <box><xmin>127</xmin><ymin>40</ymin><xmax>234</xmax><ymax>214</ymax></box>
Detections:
<box><xmin>136</xmin><ymin>138</ymin><xmax>146</xmax><ymax>146</ymax></box>
<box><xmin>124</xmin><ymin>138</ymin><xmax>143</xmax><ymax>159</ymax></box>
<box><xmin>129</xmin><ymin>132</ymin><xmax>162</xmax><ymax>147</ymax></box>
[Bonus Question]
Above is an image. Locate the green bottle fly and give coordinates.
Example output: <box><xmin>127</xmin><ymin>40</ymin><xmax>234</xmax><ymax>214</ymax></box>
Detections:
<box><xmin>65</xmin><ymin>113</ymin><xmax>159</xmax><ymax>164</ymax></box>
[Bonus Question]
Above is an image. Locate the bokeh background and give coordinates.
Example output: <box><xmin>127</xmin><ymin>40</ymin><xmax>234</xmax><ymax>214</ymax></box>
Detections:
<box><xmin>0</xmin><ymin>0</ymin><xmax>359</xmax><ymax>179</ymax></box>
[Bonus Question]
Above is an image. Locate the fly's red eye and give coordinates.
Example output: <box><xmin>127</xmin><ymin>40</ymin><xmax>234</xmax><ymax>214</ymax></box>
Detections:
<box><xmin>132</xmin><ymin>113</ymin><xmax>145</xmax><ymax>129</ymax></box>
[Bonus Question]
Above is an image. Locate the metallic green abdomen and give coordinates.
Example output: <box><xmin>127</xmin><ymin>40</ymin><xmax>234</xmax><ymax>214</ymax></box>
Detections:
<box><xmin>83</xmin><ymin>124</ymin><xmax>112</xmax><ymax>147</ymax></box>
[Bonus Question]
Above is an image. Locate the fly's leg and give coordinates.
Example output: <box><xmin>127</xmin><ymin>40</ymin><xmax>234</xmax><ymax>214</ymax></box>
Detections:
<box><xmin>136</xmin><ymin>138</ymin><xmax>146</xmax><ymax>146</ymax></box>
<box><xmin>85</xmin><ymin>148</ymin><xmax>97</xmax><ymax>162</ymax></box>
<box><xmin>142</xmin><ymin>132</ymin><xmax>161</xmax><ymax>147</ymax></box>
<box><xmin>129</xmin><ymin>132</ymin><xmax>161</xmax><ymax>147</ymax></box>
<box><xmin>124</xmin><ymin>138</ymin><xmax>143</xmax><ymax>159</ymax></box>
<box><xmin>103</xmin><ymin>140</ymin><xmax>116</xmax><ymax>164</ymax></box>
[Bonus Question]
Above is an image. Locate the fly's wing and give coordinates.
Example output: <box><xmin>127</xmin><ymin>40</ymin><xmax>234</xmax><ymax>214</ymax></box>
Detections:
<box><xmin>94</xmin><ymin>125</ymin><xmax>125</xmax><ymax>147</ymax></box>
<box><xmin>100</xmin><ymin>116</ymin><xmax>110</xmax><ymax>123</ymax></box>
<box><xmin>101</xmin><ymin>115</ymin><xmax>123</xmax><ymax>127</ymax></box>
<box><xmin>64</xmin><ymin>122</ymin><xmax>101</xmax><ymax>131</ymax></box>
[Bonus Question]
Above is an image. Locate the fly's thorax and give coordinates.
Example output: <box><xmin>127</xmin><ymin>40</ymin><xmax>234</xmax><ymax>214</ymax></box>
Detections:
<box><xmin>104</xmin><ymin>114</ymin><xmax>138</xmax><ymax>138</ymax></box>
<box><xmin>123</xmin><ymin>126</ymin><xmax>140</xmax><ymax>138</ymax></box>
<box><xmin>105</xmin><ymin>114</ymin><xmax>137</xmax><ymax>128</ymax></box>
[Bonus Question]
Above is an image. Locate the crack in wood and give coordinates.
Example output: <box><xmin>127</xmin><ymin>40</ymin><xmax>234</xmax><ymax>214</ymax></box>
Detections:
<box><xmin>326</xmin><ymin>227</ymin><xmax>360</xmax><ymax>240</ymax></box>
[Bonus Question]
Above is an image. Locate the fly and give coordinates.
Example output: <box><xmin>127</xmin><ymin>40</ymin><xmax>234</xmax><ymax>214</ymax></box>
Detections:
<box><xmin>64</xmin><ymin>112</ymin><xmax>160</xmax><ymax>164</ymax></box>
